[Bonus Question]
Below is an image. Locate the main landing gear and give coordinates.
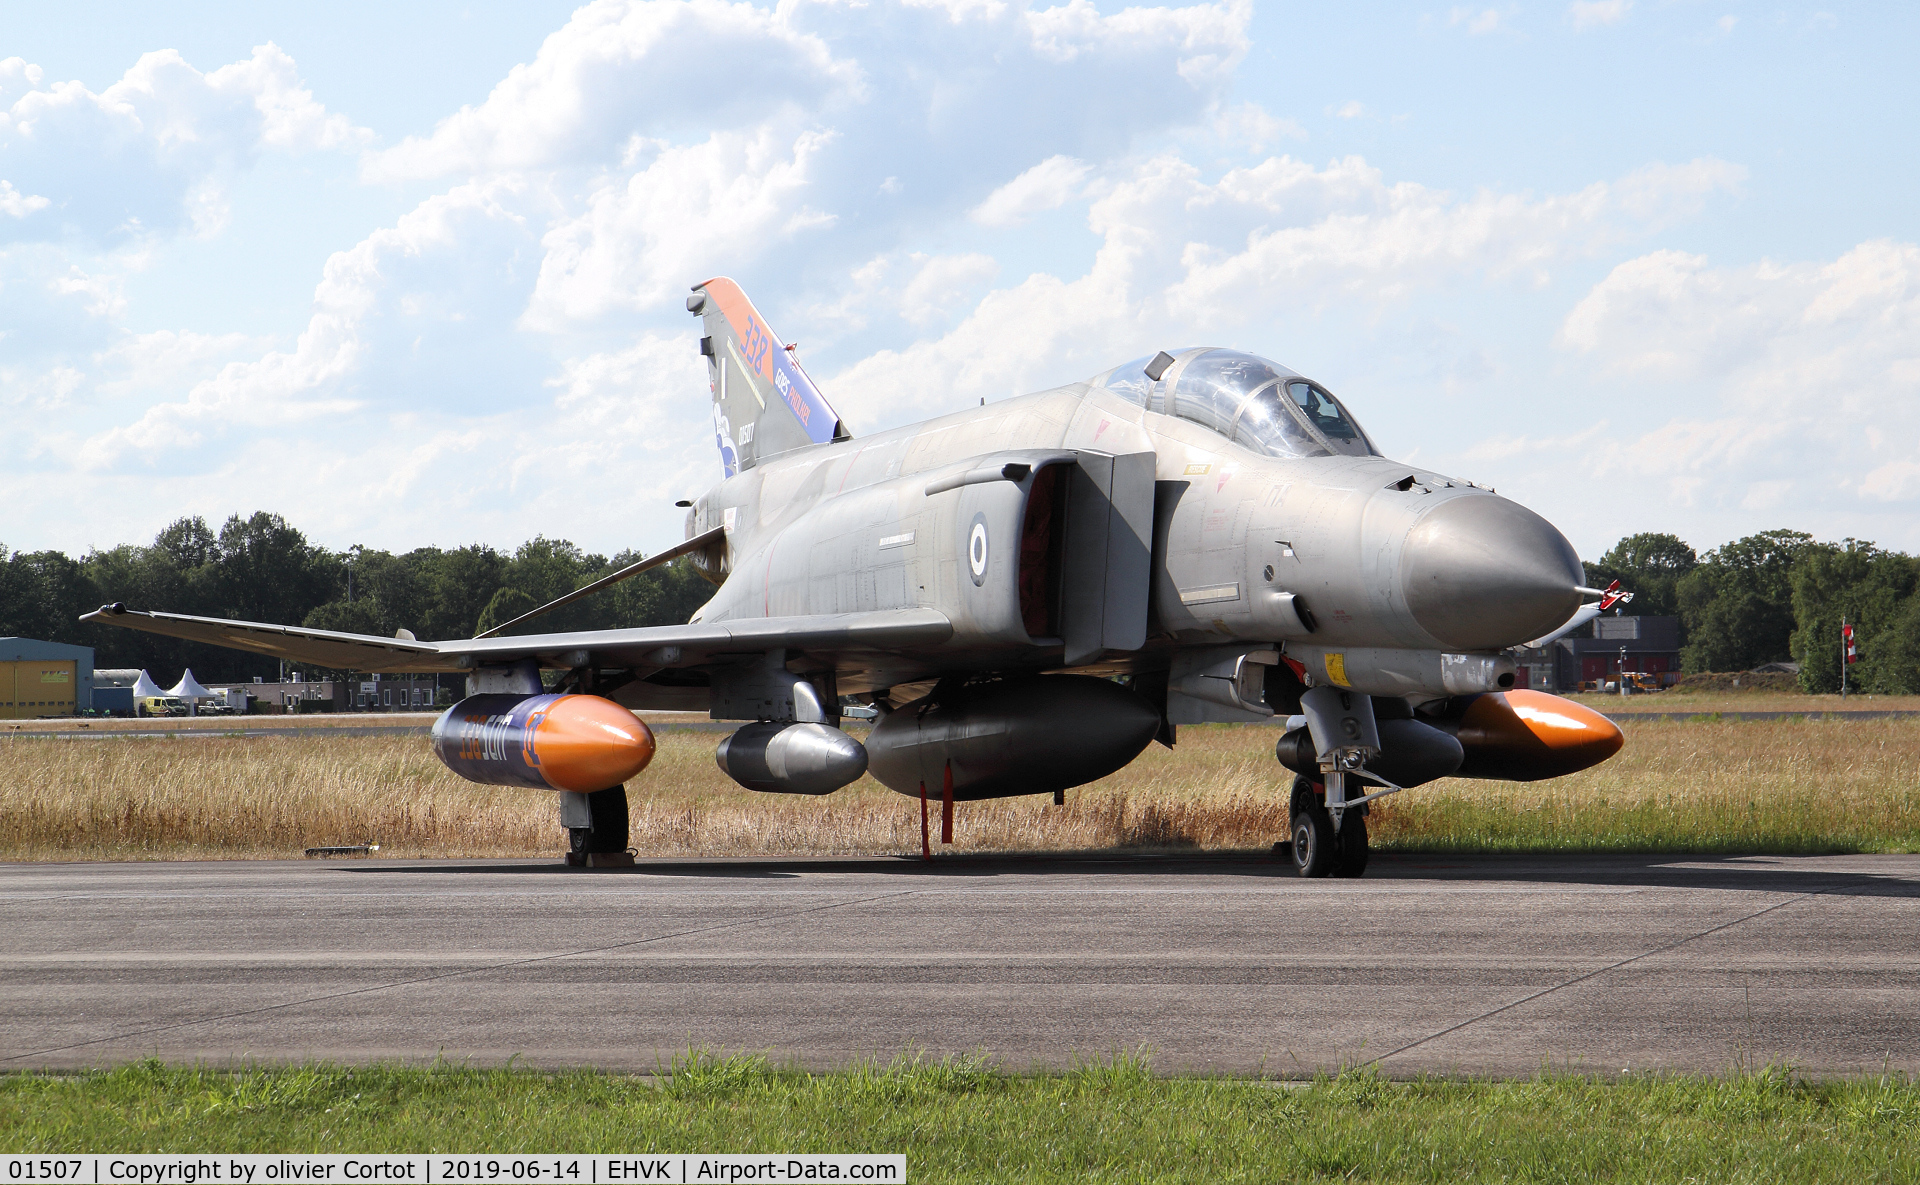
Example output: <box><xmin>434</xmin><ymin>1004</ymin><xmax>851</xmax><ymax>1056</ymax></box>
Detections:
<box><xmin>1287</xmin><ymin>776</ymin><xmax>1368</xmax><ymax>878</ymax></box>
<box><xmin>562</xmin><ymin>785</ymin><xmax>633</xmax><ymax>867</ymax></box>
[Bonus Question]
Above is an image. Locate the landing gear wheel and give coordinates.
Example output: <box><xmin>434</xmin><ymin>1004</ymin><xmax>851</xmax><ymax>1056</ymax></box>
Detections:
<box><xmin>1331</xmin><ymin>810</ymin><xmax>1369</xmax><ymax>878</ymax></box>
<box><xmin>1290</xmin><ymin>804</ymin><xmax>1336</xmax><ymax>878</ymax></box>
<box><xmin>567</xmin><ymin>785</ymin><xmax>630</xmax><ymax>863</ymax></box>
<box><xmin>1288</xmin><ymin>776</ymin><xmax>1316</xmax><ymax>823</ymax></box>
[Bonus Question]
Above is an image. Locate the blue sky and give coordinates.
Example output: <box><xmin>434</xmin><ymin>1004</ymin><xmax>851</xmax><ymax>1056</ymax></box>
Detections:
<box><xmin>4</xmin><ymin>0</ymin><xmax>1916</xmax><ymax>562</ymax></box>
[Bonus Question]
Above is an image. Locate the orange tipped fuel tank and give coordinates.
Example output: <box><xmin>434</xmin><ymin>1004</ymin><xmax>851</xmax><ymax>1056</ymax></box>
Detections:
<box><xmin>1423</xmin><ymin>689</ymin><xmax>1623</xmax><ymax>781</ymax></box>
<box><xmin>431</xmin><ymin>693</ymin><xmax>656</xmax><ymax>792</ymax></box>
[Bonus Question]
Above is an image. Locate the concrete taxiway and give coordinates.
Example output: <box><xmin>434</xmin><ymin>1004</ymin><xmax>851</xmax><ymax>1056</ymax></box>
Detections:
<box><xmin>2</xmin><ymin>854</ymin><xmax>1916</xmax><ymax>1077</ymax></box>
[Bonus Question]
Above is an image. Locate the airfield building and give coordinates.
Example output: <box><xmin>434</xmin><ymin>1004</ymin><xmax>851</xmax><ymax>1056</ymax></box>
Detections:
<box><xmin>0</xmin><ymin>638</ymin><xmax>94</xmax><ymax>719</ymax></box>
<box><xmin>1513</xmin><ymin>615</ymin><xmax>1682</xmax><ymax>692</ymax></box>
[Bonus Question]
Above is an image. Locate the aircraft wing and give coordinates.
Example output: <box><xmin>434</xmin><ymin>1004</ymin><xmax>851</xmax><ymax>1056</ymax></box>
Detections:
<box><xmin>78</xmin><ymin>604</ymin><xmax>954</xmax><ymax>675</ymax></box>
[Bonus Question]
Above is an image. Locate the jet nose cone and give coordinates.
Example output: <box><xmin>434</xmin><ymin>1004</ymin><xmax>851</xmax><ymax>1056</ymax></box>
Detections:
<box><xmin>1401</xmin><ymin>494</ymin><xmax>1583</xmax><ymax>651</ymax></box>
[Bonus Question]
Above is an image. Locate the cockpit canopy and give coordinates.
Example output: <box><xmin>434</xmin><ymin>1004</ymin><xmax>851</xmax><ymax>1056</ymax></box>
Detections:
<box><xmin>1090</xmin><ymin>348</ymin><xmax>1379</xmax><ymax>460</ymax></box>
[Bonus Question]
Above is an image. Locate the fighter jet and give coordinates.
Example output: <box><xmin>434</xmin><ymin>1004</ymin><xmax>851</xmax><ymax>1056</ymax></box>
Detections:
<box><xmin>83</xmin><ymin>277</ymin><xmax>1624</xmax><ymax>877</ymax></box>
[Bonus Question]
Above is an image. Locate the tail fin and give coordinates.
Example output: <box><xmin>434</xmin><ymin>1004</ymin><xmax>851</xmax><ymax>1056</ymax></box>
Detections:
<box><xmin>689</xmin><ymin>278</ymin><xmax>848</xmax><ymax>477</ymax></box>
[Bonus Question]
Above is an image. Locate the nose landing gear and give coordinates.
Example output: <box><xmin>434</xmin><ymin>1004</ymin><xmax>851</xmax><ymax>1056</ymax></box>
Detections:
<box><xmin>1286</xmin><ymin>775</ymin><xmax>1369</xmax><ymax>877</ymax></box>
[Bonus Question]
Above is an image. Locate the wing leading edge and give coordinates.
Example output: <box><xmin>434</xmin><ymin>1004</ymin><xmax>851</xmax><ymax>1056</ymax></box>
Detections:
<box><xmin>79</xmin><ymin>604</ymin><xmax>953</xmax><ymax>675</ymax></box>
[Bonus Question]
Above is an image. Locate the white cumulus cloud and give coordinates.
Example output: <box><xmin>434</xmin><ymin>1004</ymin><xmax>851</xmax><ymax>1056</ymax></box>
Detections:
<box><xmin>361</xmin><ymin>0</ymin><xmax>855</xmax><ymax>183</ymax></box>
<box><xmin>523</xmin><ymin>126</ymin><xmax>839</xmax><ymax>331</ymax></box>
<box><xmin>0</xmin><ymin>44</ymin><xmax>366</xmax><ymax>245</ymax></box>
<box><xmin>827</xmin><ymin>154</ymin><xmax>1744</xmax><ymax>426</ymax></box>
<box><xmin>969</xmin><ymin>155</ymin><xmax>1092</xmax><ymax>228</ymax></box>
<box><xmin>1449</xmin><ymin>7</ymin><xmax>1508</xmax><ymax>35</ymax></box>
<box><xmin>0</xmin><ymin>179</ymin><xmax>48</xmax><ymax>218</ymax></box>
<box><xmin>1557</xmin><ymin>238</ymin><xmax>1920</xmax><ymax>542</ymax></box>
<box><xmin>1569</xmin><ymin>0</ymin><xmax>1632</xmax><ymax>31</ymax></box>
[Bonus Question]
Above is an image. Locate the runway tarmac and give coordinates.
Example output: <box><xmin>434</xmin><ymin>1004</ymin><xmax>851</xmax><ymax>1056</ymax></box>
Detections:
<box><xmin>3</xmin><ymin>853</ymin><xmax>1916</xmax><ymax>1077</ymax></box>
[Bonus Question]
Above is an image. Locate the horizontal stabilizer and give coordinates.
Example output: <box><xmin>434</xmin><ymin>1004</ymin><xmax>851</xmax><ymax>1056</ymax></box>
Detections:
<box><xmin>1522</xmin><ymin>602</ymin><xmax>1604</xmax><ymax>650</ymax></box>
<box><xmin>475</xmin><ymin>526</ymin><xmax>726</xmax><ymax>638</ymax></box>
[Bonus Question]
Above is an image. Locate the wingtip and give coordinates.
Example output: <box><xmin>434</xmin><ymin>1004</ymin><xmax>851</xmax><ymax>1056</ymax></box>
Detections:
<box><xmin>78</xmin><ymin>602</ymin><xmax>128</xmax><ymax>624</ymax></box>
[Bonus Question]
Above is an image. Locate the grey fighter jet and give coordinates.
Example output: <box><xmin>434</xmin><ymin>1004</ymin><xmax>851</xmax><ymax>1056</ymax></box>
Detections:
<box><xmin>84</xmin><ymin>277</ymin><xmax>1625</xmax><ymax>877</ymax></box>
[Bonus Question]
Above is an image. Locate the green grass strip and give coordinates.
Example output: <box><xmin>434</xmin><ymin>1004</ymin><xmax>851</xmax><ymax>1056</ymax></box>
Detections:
<box><xmin>4</xmin><ymin>1057</ymin><xmax>1918</xmax><ymax>1182</ymax></box>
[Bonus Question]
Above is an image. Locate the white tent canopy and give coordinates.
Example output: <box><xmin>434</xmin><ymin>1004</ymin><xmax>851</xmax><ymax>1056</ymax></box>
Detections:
<box><xmin>166</xmin><ymin>669</ymin><xmax>215</xmax><ymax>700</ymax></box>
<box><xmin>131</xmin><ymin>670</ymin><xmax>168</xmax><ymax>698</ymax></box>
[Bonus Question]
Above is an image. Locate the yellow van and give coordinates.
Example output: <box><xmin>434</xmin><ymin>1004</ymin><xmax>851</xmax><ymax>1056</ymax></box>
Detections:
<box><xmin>138</xmin><ymin>696</ymin><xmax>189</xmax><ymax>717</ymax></box>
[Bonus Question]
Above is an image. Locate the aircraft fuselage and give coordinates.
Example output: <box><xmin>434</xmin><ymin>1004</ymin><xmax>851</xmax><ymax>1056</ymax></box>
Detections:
<box><xmin>685</xmin><ymin>379</ymin><xmax>1583</xmax><ymax>704</ymax></box>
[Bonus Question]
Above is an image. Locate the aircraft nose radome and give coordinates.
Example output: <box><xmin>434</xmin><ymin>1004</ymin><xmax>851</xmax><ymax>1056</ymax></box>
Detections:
<box><xmin>534</xmin><ymin>696</ymin><xmax>657</xmax><ymax>793</ymax></box>
<box><xmin>1399</xmin><ymin>494</ymin><xmax>1584</xmax><ymax>651</ymax></box>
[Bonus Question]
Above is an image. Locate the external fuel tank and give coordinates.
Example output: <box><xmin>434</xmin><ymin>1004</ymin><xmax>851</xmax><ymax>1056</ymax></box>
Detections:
<box><xmin>865</xmin><ymin>674</ymin><xmax>1160</xmax><ymax>801</ymax></box>
<box><xmin>430</xmin><ymin>693</ymin><xmax>656</xmax><ymax>792</ymax></box>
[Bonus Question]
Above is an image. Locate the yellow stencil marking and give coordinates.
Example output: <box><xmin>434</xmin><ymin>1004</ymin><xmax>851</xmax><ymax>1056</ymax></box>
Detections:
<box><xmin>1324</xmin><ymin>653</ymin><xmax>1350</xmax><ymax>687</ymax></box>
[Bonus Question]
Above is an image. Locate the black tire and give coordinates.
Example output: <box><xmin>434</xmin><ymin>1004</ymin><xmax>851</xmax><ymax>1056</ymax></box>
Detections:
<box><xmin>569</xmin><ymin>785</ymin><xmax>630</xmax><ymax>855</ymax></box>
<box><xmin>1289</xmin><ymin>776</ymin><xmax>1317</xmax><ymax>821</ymax></box>
<box><xmin>1331</xmin><ymin>809</ymin><xmax>1369</xmax><ymax>878</ymax></box>
<box><xmin>1290</xmin><ymin>805</ymin><xmax>1336</xmax><ymax>877</ymax></box>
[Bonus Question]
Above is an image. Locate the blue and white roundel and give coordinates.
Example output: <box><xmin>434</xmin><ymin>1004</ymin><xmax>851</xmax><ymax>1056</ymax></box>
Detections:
<box><xmin>967</xmin><ymin>514</ymin><xmax>989</xmax><ymax>586</ymax></box>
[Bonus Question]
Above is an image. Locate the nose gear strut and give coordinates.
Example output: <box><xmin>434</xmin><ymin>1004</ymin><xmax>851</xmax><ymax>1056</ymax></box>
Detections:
<box><xmin>1282</xmin><ymin>687</ymin><xmax>1395</xmax><ymax>878</ymax></box>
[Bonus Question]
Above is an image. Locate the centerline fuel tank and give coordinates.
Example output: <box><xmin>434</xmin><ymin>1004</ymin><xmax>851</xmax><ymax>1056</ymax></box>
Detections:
<box><xmin>430</xmin><ymin>693</ymin><xmax>656</xmax><ymax>793</ymax></box>
<box><xmin>866</xmin><ymin>674</ymin><xmax>1160</xmax><ymax>801</ymax></box>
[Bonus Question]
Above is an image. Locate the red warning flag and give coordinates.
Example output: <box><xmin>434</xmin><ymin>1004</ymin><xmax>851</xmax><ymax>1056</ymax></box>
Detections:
<box><xmin>1843</xmin><ymin>623</ymin><xmax>1859</xmax><ymax>664</ymax></box>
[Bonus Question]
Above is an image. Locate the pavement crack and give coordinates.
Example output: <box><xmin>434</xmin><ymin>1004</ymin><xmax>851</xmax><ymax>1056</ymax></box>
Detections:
<box><xmin>1362</xmin><ymin>882</ymin><xmax>1840</xmax><ymax>1068</ymax></box>
<box><xmin>1</xmin><ymin>889</ymin><xmax>918</xmax><ymax>1065</ymax></box>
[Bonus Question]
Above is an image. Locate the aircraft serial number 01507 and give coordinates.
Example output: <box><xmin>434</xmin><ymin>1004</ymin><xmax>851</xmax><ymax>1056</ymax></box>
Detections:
<box><xmin>86</xmin><ymin>278</ymin><xmax>1627</xmax><ymax>877</ymax></box>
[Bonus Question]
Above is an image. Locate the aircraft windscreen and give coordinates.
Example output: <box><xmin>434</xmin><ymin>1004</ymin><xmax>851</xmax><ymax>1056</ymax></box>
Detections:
<box><xmin>1232</xmin><ymin>386</ymin><xmax>1327</xmax><ymax>457</ymax></box>
<box><xmin>1096</xmin><ymin>357</ymin><xmax>1157</xmax><ymax>405</ymax></box>
<box><xmin>1288</xmin><ymin>381</ymin><xmax>1364</xmax><ymax>443</ymax></box>
<box><xmin>1092</xmin><ymin>348</ymin><xmax>1379</xmax><ymax>459</ymax></box>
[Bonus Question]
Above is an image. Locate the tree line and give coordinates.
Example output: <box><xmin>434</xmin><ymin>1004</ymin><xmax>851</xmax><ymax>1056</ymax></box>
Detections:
<box><xmin>3</xmin><ymin>514</ymin><xmax>1916</xmax><ymax>694</ymax></box>
<box><xmin>0</xmin><ymin>512</ymin><xmax>713</xmax><ymax>683</ymax></box>
<box><xmin>1585</xmin><ymin>530</ymin><xmax>1920</xmax><ymax>694</ymax></box>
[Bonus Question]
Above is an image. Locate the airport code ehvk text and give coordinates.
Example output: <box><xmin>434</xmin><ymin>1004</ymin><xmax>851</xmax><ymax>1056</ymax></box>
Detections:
<box><xmin>2</xmin><ymin>1158</ymin><xmax>904</xmax><ymax>1185</ymax></box>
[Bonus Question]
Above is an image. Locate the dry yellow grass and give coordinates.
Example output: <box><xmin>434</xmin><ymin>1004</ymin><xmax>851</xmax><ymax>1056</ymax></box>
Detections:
<box><xmin>1565</xmin><ymin>691</ymin><xmax>1920</xmax><ymax>714</ymax></box>
<box><xmin>2</xmin><ymin>718</ymin><xmax>1917</xmax><ymax>861</ymax></box>
<box><xmin>1369</xmin><ymin>717</ymin><xmax>1920</xmax><ymax>854</ymax></box>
